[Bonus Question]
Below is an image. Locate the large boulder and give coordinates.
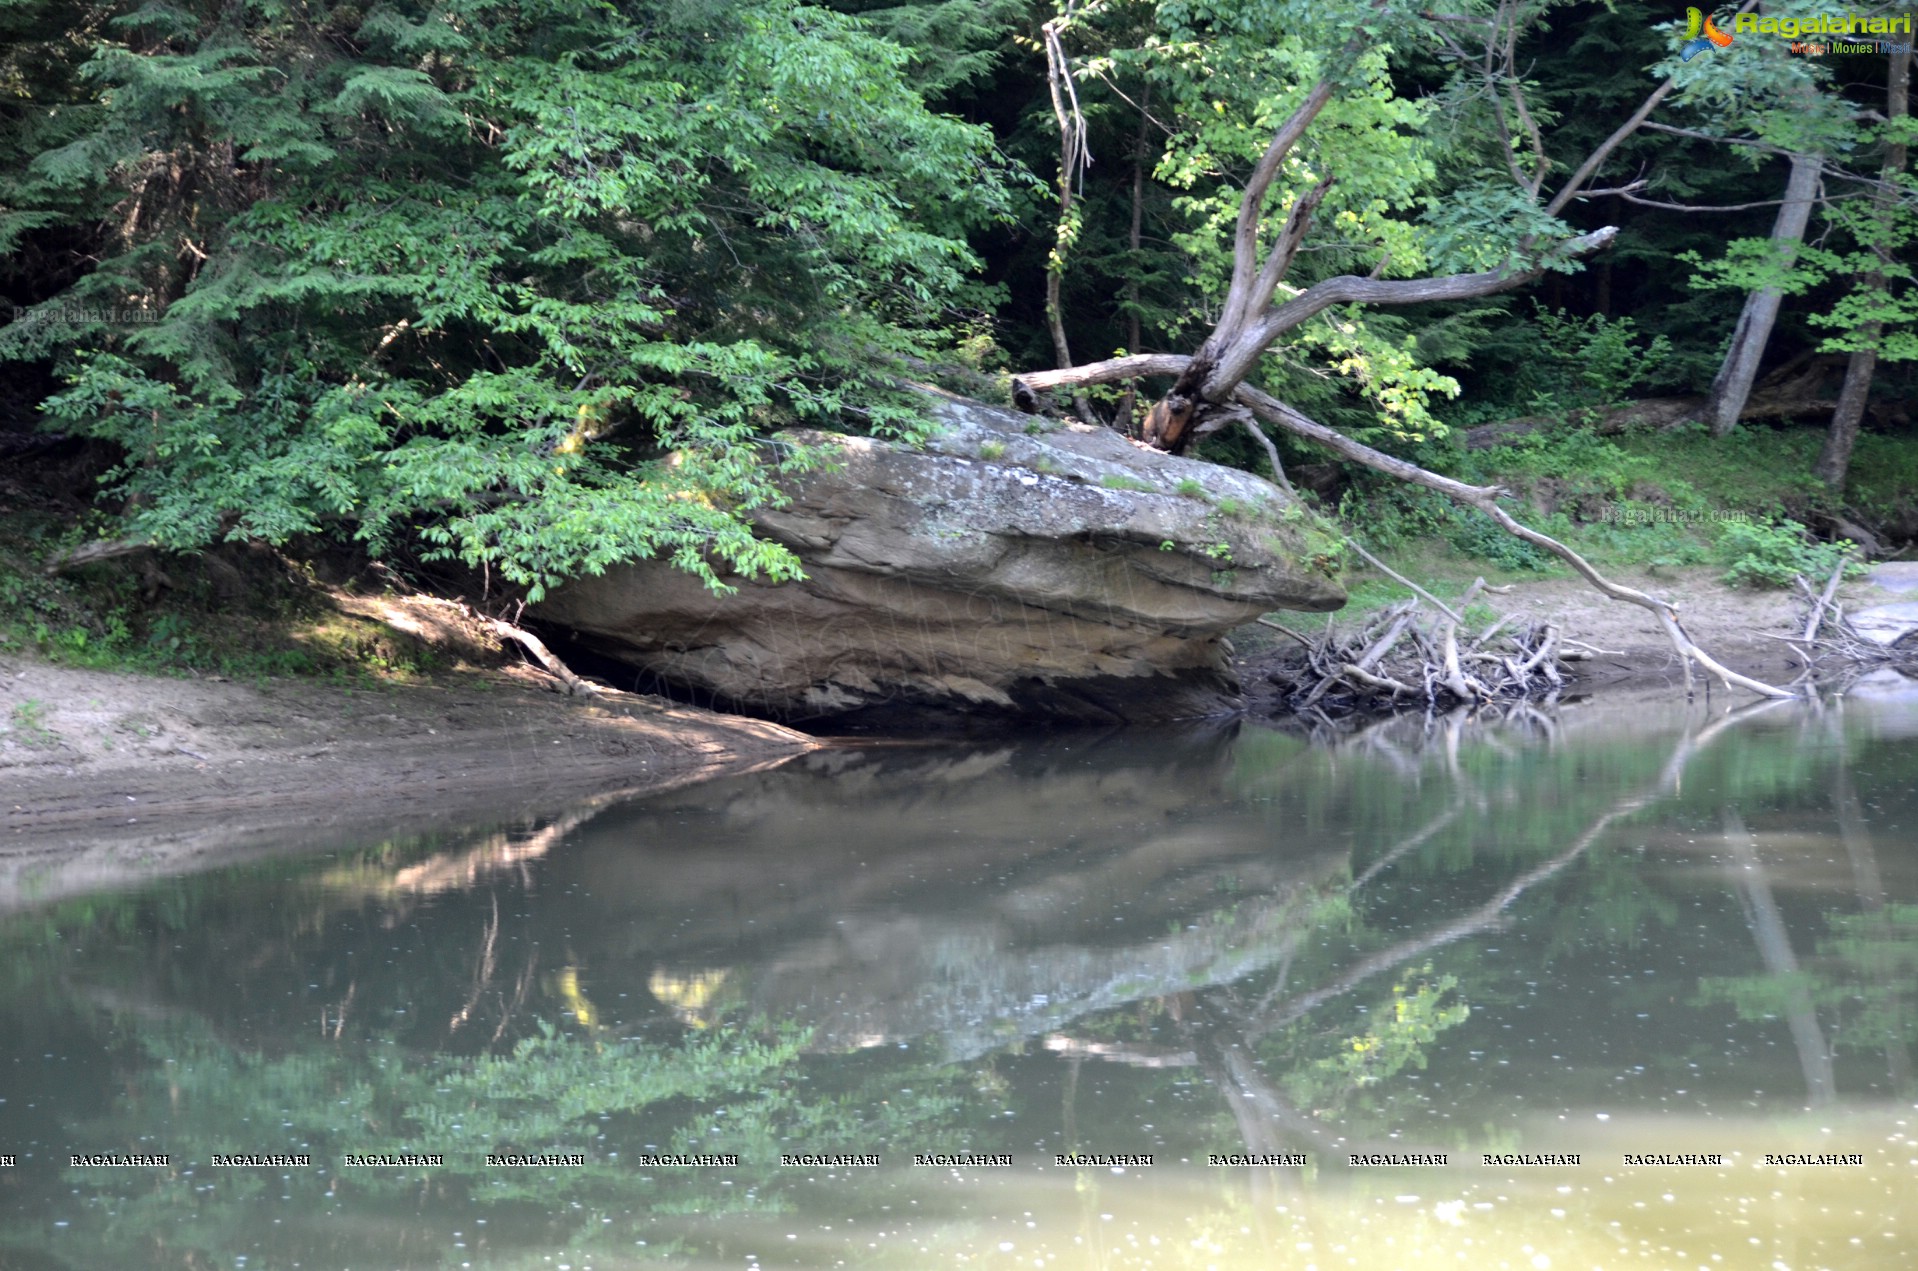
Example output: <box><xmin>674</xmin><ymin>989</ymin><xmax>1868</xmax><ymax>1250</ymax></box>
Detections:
<box><xmin>537</xmin><ymin>389</ymin><xmax>1345</xmax><ymax>724</ymax></box>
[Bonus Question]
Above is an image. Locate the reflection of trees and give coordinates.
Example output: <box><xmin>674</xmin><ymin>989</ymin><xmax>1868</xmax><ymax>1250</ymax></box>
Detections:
<box><xmin>8</xmin><ymin>693</ymin><xmax>1912</xmax><ymax>1266</ymax></box>
<box><xmin>6</xmin><ymin>1016</ymin><xmax>984</xmax><ymax>1270</ymax></box>
<box><xmin>1722</xmin><ymin>806</ymin><xmax>1836</xmax><ymax>1106</ymax></box>
<box><xmin>1831</xmin><ymin>759</ymin><xmax>1915</xmax><ymax>1095</ymax></box>
<box><xmin>1700</xmin><ymin>714</ymin><xmax>1918</xmax><ymax>1103</ymax></box>
<box><xmin>1054</xmin><ymin>698</ymin><xmax>1809</xmax><ymax>1161</ymax></box>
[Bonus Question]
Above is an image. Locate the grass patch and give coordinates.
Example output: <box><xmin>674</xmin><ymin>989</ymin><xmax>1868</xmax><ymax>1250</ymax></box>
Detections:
<box><xmin>1175</xmin><ymin>477</ymin><xmax>1209</xmax><ymax>500</ymax></box>
<box><xmin>1098</xmin><ymin>473</ymin><xmax>1155</xmax><ymax>493</ymax></box>
<box><xmin>1343</xmin><ymin>420</ymin><xmax>1918</xmax><ymax>582</ymax></box>
<box><xmin>5</xmin><ymin>699</ymin><xmax>60</xmax><ymax>749</ymax></box>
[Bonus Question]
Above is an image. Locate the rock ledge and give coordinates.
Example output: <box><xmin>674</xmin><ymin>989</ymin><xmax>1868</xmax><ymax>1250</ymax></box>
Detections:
<box><xmin>538</xmin><ymin>390</ymin><xmax>1345</xmax><ymax>724</ymax></box>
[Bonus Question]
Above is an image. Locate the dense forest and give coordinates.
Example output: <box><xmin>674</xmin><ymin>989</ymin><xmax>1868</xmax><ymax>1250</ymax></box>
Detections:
<box><xmin>2</xmin><ymin>0</ymin><xmax>1913</xmax><ymax>604</ymax></box>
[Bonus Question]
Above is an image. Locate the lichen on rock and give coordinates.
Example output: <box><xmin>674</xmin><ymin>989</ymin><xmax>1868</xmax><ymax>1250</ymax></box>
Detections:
<box><xmin>538</xmin><ymin>389</ymin><xmax>1345</xmax><ymax>725</ymax></box>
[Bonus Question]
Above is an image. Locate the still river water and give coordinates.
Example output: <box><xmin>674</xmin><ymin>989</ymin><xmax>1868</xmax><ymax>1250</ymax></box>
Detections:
<box><xmin>2</xmin><ymin>688</ymin><xmax>1916</xmax><ymax>1270</ymax></box>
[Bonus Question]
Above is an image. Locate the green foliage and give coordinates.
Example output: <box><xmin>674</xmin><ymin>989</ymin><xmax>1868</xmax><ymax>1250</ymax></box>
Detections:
<box><xmin>1099</xmin><ymin>472</ymin><xmax>1155</xmax><ymax>492</ymax></box>
<box><xmin>0</xmin><ymin>519</ymin><xmax>441</xmax><ymax>680</ymax></box>
<box><xmin>1280</xmin><ymin>967</ymin><xmax>1470</xmax><ymax>1117</ymax></box>
<box><xmin>1447</xmin><ymin>508</ymin><xmax>1554</xmax><ymax>572</ymax></box>
<box><xmin>2</xmin><ymin>0</ymin><xmax>1015</xmax><ymax>601</ymax></box>
<box><xmin>1717</xmin><ymin>517</ymin><xmax>1863</xmax><ymax>590</ymax></box>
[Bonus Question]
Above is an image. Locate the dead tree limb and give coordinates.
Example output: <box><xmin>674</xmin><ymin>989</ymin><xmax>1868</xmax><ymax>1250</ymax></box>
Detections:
<box><xmin>476</xmin><ymin>612</ymin><xmax>601</xmax><ymax>696</ymax></box>
<box><xmin>1231</xmin><ymin>385</ymin><xmax>1795</xmax><ymax>699</ymax></box>
<box><xmin>1801</xmin><ymin>550</ymin><xmax>1852</xmax><ymax>643</ymax></box>
<box><xmin>43</xmin><ymin>538</ymin><xmax>155</xmax><ymax>574</ymax></box>
<box><xmin>1014</xmin><ymin>349</ymin><xmax>1797</xmax><ymax>699</ymax></box>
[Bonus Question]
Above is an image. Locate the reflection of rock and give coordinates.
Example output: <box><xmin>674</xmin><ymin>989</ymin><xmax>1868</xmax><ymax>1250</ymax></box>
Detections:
<box><xmin>732</xmin><ymin>884</ymin><xmax>1337</xmax><ymax>1061</ymax></box>
<box><xmin>548</xmin><ymin>732</ymin><xmax>1350</xmax><ymax>1057</ymax></box>
<box><xmin>538</xmin><ymin>390</ymin><xmax>1344</xmax><ymax>723</ymax></box>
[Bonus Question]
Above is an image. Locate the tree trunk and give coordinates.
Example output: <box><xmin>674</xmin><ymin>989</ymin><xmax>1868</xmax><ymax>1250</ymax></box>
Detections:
<box><xmin>1042</xmin><ymin>14</ymin><xmax>1096</xmax><ymax>424</ymax></box>
<box><xmin>1114</xmin><ymin>81</ymin><xmax>1152</xmax><ymax>439</ymax></box>
<box><xmin>1704</xmin><ymin>152</ymin><xmax>1822</xmax><ymax>436</ymax></box>
<box><xmin>1816</xmin><ymin>47</ymin><xmax>1910</xmax><ymax>490</ymax></box>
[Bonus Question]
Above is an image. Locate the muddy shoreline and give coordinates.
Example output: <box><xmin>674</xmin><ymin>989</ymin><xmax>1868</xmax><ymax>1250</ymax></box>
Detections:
<box><xmin>1</xmin><ymin>658</ymin><xmax>816</xmax><ymax>910</ymax></box>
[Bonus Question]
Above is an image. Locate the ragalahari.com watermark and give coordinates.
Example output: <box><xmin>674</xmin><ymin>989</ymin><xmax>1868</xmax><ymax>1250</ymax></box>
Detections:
<box><xmin>1596</xmin><ymin>505</ymin><xmax>1755</xmax><ymax>526</ymax></box>
<box><xmin>9</xmin><ymin>306</ymin><xmax>161</xmax><ymax>325</ymax></box>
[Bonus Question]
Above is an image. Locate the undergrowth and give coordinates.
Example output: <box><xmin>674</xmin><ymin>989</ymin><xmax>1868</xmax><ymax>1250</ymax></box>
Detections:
<box><xmin>0</xmin><ymin>512</ymin><xmax>444</xmax><ymax>683</ymax></box>
<box><xmin>1338</xmin><ymin>418</ymin><xmax>1913</xmax><ymax>588</ymax></box>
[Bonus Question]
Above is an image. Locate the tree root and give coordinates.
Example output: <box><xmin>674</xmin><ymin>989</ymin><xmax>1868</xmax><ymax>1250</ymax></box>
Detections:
<box><xmin>469</xmin><ymin>608</ymin><xmax>602</xmax><ymax>697</ymax></box>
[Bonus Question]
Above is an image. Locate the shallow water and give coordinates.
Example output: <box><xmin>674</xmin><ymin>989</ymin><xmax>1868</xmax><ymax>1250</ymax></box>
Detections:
<box><xmin>2</xmin><ymin>691</ymin><xmax>1915</xmax><ymax>1269</ymax></box>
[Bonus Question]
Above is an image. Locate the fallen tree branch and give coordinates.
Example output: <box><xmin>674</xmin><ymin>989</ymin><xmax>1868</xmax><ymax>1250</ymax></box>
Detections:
<box><xmin>43</xmin><ymin>538</ymin><xmax>155</xmax><ymax>574</ymax></box>
<box><xmin>1344</xmin><ymin>538</ymin><xmax>1460</xmax><ymax>622</ymax></box>
<box><xmin>1801</xmin><ymin>550</ymin><xmax>1852</xmax><ymax>642</ymax></box>
<box><xmin>1239</xmin><ymin>416</ymin><xmax>1296</xmax><ymax>496</ymax></box>
<box><xmin>1012</xmin><ymin>352</ymin><xmax>1194</xmax><ymax>397</ymax></box>
<box><xmin>1010</xmin><ymin>354</ymin><xmax>1798</xmax><ymax>701</ymax></box>
<box><xmin>1231</xmin><ymin>383</ymin><xmax>1796</xmax><ymax>699</ymax></box>
<box><xmin>473</xmin><ymin>610</ymin><xmax>601</xmax><ymax>696</ymax></box>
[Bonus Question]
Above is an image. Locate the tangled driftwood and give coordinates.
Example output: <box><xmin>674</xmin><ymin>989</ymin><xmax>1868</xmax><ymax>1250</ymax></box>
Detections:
<box><xmin>1255</xmin><ymin>578</ymin><xmax>1603</xmax><ymax>717</ymax></box>
<box><xmin>1772</xmin><ymin>554</ymin><xmax>1918</xmax><ymax>688</ymax></box>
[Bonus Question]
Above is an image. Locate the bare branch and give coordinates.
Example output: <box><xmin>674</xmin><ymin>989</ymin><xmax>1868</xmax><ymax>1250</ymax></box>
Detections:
<box><xmin>1218</xmin><ymin>0</ymin><xmax>1392</xmax><ymax>333</ymax></box>
<box><xmin>1576</xmin><ymin>179</ymin><xmax>1649</xmax><ymax>199</ymax></box>
<box><xmin>1208</xmin><ymin>226</ymin><xmax>1616</xmax><ymax>394</ymax></box>
<box><xmin>1244</xmin><ymin>177</ymin><xmax>1335</xmax><ymax>323</ymax></box>
<box><xmin>1042</xmin><ymin>10</ymin><xmax>1097</xmax><ymax>424</ymax></box>
<box><xmin>1541</xmin><ymin>0</ymin><xmax>1762</xmax><ymax>217</ymax></box>
<box><xmin>1344</xmin><ymin>538</ymin><xmax>1460</xmax><ymax>622</ymax></box>
<box><xmin>1238</xmin><ymin>416</ymin><xmax>1296</xmax><ymax>495</ymax></box>
<box><xmin>1231</xmin><ymin>384</ymin><xmax>1796</xmax><ymax>698</ymax></box>
<box><xmin>1011</xmin><ymin>352</ymin><xmax>1193</xmax><ymax>398</ymax></box>
<box><xmin>1640</xmin><ymin>121</ymin><xmax>1791</xmax><ymax>155</ymax></box>
<box><xmin>1801</xmin><ymin>549</ymin><xmax>1854</xmax><ymax>642</ymax></box>
<box><xmin>1621</xmin><ymin>191</ymin><xmax>1833</xmax><ymax>213</ymax></box>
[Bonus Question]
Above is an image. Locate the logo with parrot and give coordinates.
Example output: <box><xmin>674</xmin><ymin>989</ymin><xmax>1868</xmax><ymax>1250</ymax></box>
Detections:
<box><xmin>1679</xmin><ymin>6</ymin><xmax>1736</xmax><ymax>59</ymax></box>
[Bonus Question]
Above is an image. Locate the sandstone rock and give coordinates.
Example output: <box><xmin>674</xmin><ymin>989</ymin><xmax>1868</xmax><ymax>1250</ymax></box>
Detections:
<box><xmin>1851</xmin><ymin>602</ymin><xmax>1918</xmax><ymax>648</ymax></box>
<box><xmin>538</xmin><ymin>389</ymin><xmax>1345</xmax><ymax>724</ymax></box>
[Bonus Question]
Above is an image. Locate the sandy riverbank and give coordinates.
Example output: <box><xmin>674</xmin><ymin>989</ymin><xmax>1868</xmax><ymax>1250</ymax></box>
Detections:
<box><xmin>0</xmin><ymin>658</ymin><xmax>816</xmax><ymax>910</ymax></box>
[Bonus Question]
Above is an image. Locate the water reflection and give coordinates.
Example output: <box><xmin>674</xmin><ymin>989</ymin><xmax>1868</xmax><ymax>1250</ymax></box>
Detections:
<box><xmin>1</xmin><ymin>692</ymin><xmax>1915</xmax><ymax>1268</ymax></box>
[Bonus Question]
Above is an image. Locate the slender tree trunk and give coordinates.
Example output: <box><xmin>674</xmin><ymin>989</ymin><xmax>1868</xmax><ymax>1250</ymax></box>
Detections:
<box><xmin>1115</xmin><ymin>81</ymin><xmax>1151</xmax><ymax>439</ymax></box>
<box><xmin>1705</xmin><ymin>152</ymin><xmax>1822</xmax><ymax>436</ymax></box>
<box><xmin>1042</xmin><ymin>14</ymin><xmax>1096</xmax><ymax>424</ymax></box>
<box><xmin>1817</xmin><ymin>47</ymin><xmax>1910</xmax><ymax>489</ymax></box>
